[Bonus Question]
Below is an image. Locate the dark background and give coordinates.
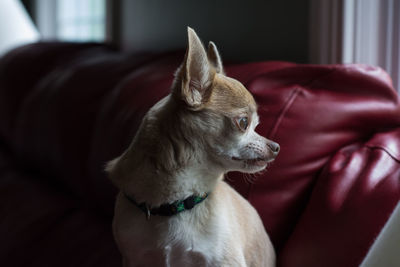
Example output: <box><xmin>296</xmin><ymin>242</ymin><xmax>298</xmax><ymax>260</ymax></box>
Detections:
<box><xmin>20</xmin><ymin>0</ymin><xmax>311</xmax><ymax>63</ymax></box>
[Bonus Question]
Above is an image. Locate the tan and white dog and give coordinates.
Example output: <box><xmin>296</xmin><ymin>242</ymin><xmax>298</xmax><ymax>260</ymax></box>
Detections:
<box><xmin>106</xmin><ymin>27</ymin><xmax>279</xmax><ymax>267</ymax></box>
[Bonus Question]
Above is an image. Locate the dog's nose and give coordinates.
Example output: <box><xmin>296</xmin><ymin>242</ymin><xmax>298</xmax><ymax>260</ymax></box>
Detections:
<box><xmin>267</xmin><ymin>142</ymin><xmax>280</xmax><ymax>154</ymax></box>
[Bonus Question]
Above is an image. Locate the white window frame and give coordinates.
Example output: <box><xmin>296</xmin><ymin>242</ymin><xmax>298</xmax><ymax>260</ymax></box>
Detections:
<box><xmin>309</xmin><ymin>0</ymin><xmax>400</xmax><ymax>92</ymax></box>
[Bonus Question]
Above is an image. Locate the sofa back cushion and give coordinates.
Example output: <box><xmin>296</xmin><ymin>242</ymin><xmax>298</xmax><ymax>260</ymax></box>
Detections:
<box><xmin>1</xmin><ymin>43</ymin><xmax>399</xmax><ymax>252</ymax></box>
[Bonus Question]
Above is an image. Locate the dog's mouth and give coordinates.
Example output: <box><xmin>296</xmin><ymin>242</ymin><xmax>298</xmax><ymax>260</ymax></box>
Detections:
<box><xmin>231</xmin><ymin>156</ymin><xmax>272</xmax><ymax>167</ymax></box>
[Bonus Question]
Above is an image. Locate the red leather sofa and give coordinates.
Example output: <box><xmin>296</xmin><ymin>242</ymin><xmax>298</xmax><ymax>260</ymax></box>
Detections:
<box><xmin>0</xmin><ymin>43</ymin><xmax>399</xmax><ymax>267</ymax></box>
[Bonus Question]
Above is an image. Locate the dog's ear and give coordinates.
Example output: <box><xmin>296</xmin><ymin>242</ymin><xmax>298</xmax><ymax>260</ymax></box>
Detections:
<box><xmin>175</xmin><ymin>27</ymin><xmax>213</xmax><ymax>109</ymax></box>
<box><xmin>207</xmin><ymin>41</ymin><xmax>224</xmax><ymax>74</ymax></box>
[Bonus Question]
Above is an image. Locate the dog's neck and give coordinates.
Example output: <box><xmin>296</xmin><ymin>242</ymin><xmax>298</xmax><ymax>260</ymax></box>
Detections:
<box><xmin>115</xmin><ymin>95</ymin><xmax>224</xmax><ymax>208</ymax></box>
<box><xmin>122</xmin><ymin>153</ymin><xmax>223</xmax><ymax>208</ymax></box>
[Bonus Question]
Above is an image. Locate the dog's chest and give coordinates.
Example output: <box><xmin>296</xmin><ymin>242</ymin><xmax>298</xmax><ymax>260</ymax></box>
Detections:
<box><xmin>154</xmin><ymin>244</ymin><xmax>214</xmax><ymax>267</ymax></box>
<box><xmin>119</xmin><ymin>214</ymin><xmax>223</xmax><ymax>266</ymax></box>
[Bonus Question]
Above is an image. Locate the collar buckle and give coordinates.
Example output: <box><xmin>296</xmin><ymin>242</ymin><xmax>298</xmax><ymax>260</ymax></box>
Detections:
<box><xmin>145</xmin><ymin>204</ymin><xmax>151</xmax><ymax>220</ymax></box>
<box><xmin>124</xmin><ymin>192</ymin><xmax>209</xmax><ymax>219</ymax></box>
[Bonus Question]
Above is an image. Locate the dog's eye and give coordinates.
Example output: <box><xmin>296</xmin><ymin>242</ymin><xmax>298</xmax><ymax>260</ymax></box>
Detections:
<box><xmin>236</xmin><ymin>117</ymin><xmax>249</xmax><ymax>131</ymax></box>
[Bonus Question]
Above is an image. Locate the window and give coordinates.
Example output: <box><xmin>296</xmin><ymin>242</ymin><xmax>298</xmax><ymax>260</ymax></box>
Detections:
<box><xmin>57</xmin><ymin>0</ymin><xmax>105</xmax><ymax>41</ymax></box>
<box><xmin>310</xmin><ymin>0</ymin><xmax>400</xmax><ymax>92</ymax></box>
<box><xmin>35</xmin><ymin>0</ymin><xmax>106</xmax><ymax>42</ymax></box>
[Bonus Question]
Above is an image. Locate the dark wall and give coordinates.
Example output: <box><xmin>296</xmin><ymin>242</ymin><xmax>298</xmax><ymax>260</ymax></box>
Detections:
<box><xmin>120</xmin><ymin>0</ymin><xmax>310</xmax><ymax>63</ymax></box>
<box><xmin>22</xmin><ymin>0</ymin><xmax>311</xmax><ymax>63</ymax></box>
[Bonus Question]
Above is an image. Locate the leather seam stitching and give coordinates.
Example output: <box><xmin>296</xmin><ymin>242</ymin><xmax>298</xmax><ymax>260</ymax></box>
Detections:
<box><xmin>365</xmin><ymin>145</ymin><xmax>400</xmax><ymax>164</ymax></box>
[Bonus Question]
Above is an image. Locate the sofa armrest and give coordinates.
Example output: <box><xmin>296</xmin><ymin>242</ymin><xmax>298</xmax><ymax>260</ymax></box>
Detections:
<box><xmin>279</xmin><ymin>128</ymin><xmax>400</xmax><ymax>267</ymax></box>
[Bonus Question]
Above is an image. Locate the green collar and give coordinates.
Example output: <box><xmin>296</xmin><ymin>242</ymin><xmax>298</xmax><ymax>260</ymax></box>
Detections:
<box><xmin>124</xmin><ymin>192</ymin><xmax>209</xmax><ymax>220</ymax></box>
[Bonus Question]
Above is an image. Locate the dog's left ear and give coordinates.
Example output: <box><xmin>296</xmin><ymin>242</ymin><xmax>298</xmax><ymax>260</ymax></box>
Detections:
<box><xmin>207</xmin><ymin>41</ymin><xmax>224</xmax><ymax>75</ymax></box>
<box><xmin>174</xmin><ymin>27</ymin><xmax>213</xmax><ymax>109</ymax></box>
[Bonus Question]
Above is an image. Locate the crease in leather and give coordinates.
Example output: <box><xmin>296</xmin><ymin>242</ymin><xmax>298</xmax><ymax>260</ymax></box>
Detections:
<box><xmin>247</xmin><ymin>87</ymin><xmax>303</xmax><ymax>200</ymax></box>
<box><xmin>269</xmin><ymin>87</ymin><xmax>302</xmax><ymax>140</ymax></box>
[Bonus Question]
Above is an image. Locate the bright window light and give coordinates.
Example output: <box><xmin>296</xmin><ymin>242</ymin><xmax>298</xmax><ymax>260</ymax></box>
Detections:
<box><xmin>56</xmin><ymin>0</ymin><xmax>105</xmax><ymax>42</ymax></box>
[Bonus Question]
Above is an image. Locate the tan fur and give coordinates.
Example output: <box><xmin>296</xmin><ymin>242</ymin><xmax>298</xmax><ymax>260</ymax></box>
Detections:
<box><xmin>107</xmin><ymin>27</ymin><xmax>277</xmax><ymax>266</ymax></box>
<box><xmin>207</xmin><ymin>74</ymin><xmax>257</xmax><ymax>115</ymax></box>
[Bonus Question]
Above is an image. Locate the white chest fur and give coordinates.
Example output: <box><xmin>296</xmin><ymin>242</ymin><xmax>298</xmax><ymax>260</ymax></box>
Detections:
<box><xmin>112</xmin><ymin>191</ymin><xmax>231</xmax><ymax>267</ymax></box>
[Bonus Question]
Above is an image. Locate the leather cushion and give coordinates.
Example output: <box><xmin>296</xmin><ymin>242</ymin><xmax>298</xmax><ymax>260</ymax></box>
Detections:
<box><xmin>1</xmin><ymin>43</ymin><xmax>399</xmax><ymax>259</ymax></box>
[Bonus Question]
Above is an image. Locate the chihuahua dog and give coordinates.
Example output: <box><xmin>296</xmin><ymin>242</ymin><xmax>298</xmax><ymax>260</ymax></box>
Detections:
<box><xmin>106</xmin><ymin>27</ymin><xmax>279</xmax><ymax>267</ymax></box>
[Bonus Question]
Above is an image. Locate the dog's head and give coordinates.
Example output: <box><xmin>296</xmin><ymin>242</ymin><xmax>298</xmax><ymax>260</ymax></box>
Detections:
<box><xmin>106</xmin><ymin>28</ymin><xmax>279</xmax><ymax>193</ymax></box>
<box><xmin>171</xmin><ymin>27</ymin><xmax>279</xmax><ymax>174</ymax></box>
